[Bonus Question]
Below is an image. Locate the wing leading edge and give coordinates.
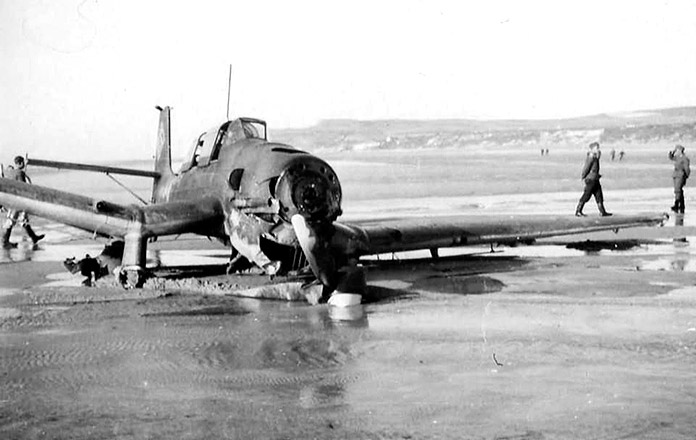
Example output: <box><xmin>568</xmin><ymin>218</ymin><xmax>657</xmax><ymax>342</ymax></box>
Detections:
<box><xmin>0</xmin><ymin>178</ymin><xmax>224</xmax><ymax>239</ymax></box>
<box><xmin>344</xmin><ymin>213</ymin><xmax>668</xmax><ymax>256</ymax></box>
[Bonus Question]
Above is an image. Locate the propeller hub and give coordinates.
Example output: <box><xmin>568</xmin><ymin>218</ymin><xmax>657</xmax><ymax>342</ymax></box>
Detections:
<box><xmin>275</xmin><ymin>159</ymin><xmax>342</xmax><ymax>223</ymax></box>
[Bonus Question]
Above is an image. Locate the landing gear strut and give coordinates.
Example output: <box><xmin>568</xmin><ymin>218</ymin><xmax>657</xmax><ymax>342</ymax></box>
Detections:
<box><xmin>119</xmin><ymin>223</ymin><xmax>147</xmax><ymax>289</ymax></box>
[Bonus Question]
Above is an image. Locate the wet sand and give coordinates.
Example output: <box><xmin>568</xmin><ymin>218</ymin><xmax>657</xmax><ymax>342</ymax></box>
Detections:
<box><xmin>2</xmin><ymin>147</ymin><xmax>696</xmax><ymax>439</ymax></box>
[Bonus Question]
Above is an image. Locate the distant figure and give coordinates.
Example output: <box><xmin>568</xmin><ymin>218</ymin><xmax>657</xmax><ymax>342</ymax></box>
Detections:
<box><xmin>618</xmin><ymin>150</ymin><xmax>625</xmax><ymax>161</ymax></box>
<box><xmin>610</xmin><ymin>149</ymin><xmax>616</xmax><ymax>161</ymax></box>
<box><xmin>545</xmin><ymin>148</ymin><xmax>550</xmax><ymax>156</ymax></box>
<box><xmin>668</xmin><ymin>144</ymin><xmax>690</xmax><ymax>213</ymax></box>
<box><xmin>541</xmin><ymin>148</ymin><xmax>545</xmax><ymax>156</ymax></box>
<box><xmin>575</xmin><ymin>142</ymin><xmax>612</xmax><ymax>217</ymax></box>
<box><xmin>2</xmin><ymin>156</ymin><xmax>45</xmax><ymax>248</ymax></box>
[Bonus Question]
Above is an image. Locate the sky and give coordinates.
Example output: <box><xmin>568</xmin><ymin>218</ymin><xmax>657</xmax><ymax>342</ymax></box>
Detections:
<box><xmin>1</xmin><ymin>0</ymin><xmax>696</xmax><ymax>162</ymax></box>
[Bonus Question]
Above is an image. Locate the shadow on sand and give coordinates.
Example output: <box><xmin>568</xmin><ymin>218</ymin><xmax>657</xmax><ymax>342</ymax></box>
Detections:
<box><xmin>564</xmin><ymin>239</ymin><xmax>646</xmax><ymax>253</ymax></box>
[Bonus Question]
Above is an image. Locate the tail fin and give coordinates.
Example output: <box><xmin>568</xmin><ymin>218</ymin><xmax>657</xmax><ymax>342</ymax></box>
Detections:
<box><xmin>151</xmin><ymin>106</ymin><xmax>175</xmax><ymax>204</ymax></box>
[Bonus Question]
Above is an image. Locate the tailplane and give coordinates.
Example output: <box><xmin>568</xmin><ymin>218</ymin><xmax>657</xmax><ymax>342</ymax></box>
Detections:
<box><xmin>151</xmin><ymin>106</ymin><xmax>176</xmax><ymax>203</ymax></box>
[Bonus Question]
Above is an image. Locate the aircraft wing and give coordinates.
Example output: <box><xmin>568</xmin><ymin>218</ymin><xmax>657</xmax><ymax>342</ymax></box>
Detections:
<box><xmin>26</xmin><ymin>158</ymin><xmax>160</xmax><ymax>178</ymax></box>
<box><xmin>0</xmin><ymin>178</ymin><xmax>224</xmax><ymax>238</ymax></box>
<box><xmin>343</xmin><ymin>213</ymin><xmax>667</xmax><ymax>256</ymax></box>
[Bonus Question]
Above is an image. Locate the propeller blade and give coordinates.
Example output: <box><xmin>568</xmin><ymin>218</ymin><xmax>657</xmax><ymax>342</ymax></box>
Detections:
<box><xmin>291</xmin><ymin>214</ymin><xmax>339</xmax><ymax>291</ymax></box>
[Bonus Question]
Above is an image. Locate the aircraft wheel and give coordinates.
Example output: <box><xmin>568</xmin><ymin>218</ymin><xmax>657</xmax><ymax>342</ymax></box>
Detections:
<box><xmin>118</xmin><ymin>266</ymin><xmax>146</xmax><ymax>289</ymax></box>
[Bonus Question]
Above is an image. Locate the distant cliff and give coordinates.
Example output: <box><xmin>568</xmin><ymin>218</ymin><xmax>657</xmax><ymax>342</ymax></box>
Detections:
<box><xmin>272</xmin><ymin>107</ymin><xmax>696</xmax><ymax>152</ymax></box>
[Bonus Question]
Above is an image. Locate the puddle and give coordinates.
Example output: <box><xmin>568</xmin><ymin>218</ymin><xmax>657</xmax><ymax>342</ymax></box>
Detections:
<box><xmin>411</xmin><ymin>275</ymin><xmax>505</xmax><ymax>295</ymax></box>
<box><xmin>639</xmin><ymin>258</ymin><xmax>696</xmax><ymax>272</ymax></box>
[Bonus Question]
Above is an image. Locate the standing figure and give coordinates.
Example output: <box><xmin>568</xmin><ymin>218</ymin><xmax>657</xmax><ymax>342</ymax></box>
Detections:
<box><xmin>2</xmin><ymin>156</ymin><xmax>45</xmax><ymax>248</ymax></box>
<box><xmin>575</xmin><ymin>142</ymin><xmax>612</xmax><ymax>217</ymax></box>
<box><xmin>668</xmin><ymin>144</ymin><xmax>690</xmax><ymax>213</ymax></box>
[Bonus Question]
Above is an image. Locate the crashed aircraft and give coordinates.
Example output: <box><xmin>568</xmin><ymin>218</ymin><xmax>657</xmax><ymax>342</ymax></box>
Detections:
<box><xmin>0</xmin><ymin>107</ymin><xmax>667</xmax><ymax>305</ymax></box>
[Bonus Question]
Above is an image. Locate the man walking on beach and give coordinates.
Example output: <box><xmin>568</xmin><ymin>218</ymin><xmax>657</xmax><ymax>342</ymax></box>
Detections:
<box><xmin>2</xmin><ymin>156</ymin><xmax>45</xmax><ymax>248</ymax></box>
<box><xmin>668</xmin><ymin>144</ymin><xmax>690</xmax><ymax>213</ymax></box>
<box><xmin>575</xmin><ymin>142</ymin><xmax>612</xmax><ymax>217</ymax></box>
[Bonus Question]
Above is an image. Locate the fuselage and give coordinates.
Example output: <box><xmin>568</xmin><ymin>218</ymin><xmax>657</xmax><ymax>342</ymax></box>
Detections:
<box><xmin>154</xmin><ymin>118</ymin><xmax>342</xmax><ymax>268</ymax></box>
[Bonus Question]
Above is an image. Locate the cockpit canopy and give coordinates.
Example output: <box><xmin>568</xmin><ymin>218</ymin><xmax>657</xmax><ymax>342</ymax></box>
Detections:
<box><xmin>180</xmin><ymin>118</ymin><xmax>267</xmax><ymax>172</ymax></box>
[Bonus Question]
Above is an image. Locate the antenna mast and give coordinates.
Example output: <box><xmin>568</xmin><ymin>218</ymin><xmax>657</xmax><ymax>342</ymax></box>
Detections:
<box><xmin>226</xmin><ymin>64</ymin><xmax>232</xmax><ymax>120</ymax></box>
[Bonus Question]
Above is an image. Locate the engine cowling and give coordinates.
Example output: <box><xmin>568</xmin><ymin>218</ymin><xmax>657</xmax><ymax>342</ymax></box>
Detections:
<box><xmin>274</xmin><ymin>158</ymin><xmax>342</xmax><ymax>224</ymax></box>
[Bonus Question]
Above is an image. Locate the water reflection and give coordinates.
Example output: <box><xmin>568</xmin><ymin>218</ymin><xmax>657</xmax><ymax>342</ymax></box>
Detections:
<box><xmin>669</xmin><ymin>258</ymin><xmax>690</xmax><ymax>271</ymax></box>
<box><xmin>1</xmin><ymin>241</ymin><xmax>104</xmax><ymax>264</ymax></box>
<box><xmin>308</xmin><ymin>304</ymin><xmax>369</xmax><ymax>329</ymax></box>
<box><xmin>674</xmin><ymin>213</ymin><xmax>687</xmax><ymax>243</ymax></box>
<box><xmin>328</xmin><ymin>305</ymin><xmax>367</xmax><ymax>327</ymax></box>
<box><xmin>639</xmin><ymin>235</ymin><xmax>695</xmax><ymax>272</ymax></box>
<box><xmin>0</xmin><ymin>240</ymin><xmax>40</xmax><ymax>263</ymax></box>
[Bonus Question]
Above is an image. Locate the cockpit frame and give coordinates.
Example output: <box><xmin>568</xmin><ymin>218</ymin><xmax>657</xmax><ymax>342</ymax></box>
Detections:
<box><xmin>180</xmin><ymin>117</ymin><xmax>268</xmax><ymax>173</ymax></box>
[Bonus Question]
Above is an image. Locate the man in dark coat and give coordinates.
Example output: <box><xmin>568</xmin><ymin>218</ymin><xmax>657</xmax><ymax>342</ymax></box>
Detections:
<box><xmin>575</xmin><ymin>142</ymin><xmax>612</xmax><ymax>217</ymax></box>
<box><xmin>2</xmin><ymin>156</ymin><xmax>45</xmax><ymax>248</ymax></box>
<box><xmin>668</xmin><ymin>144</ymin><xmax>690</xmax><ymax>213</ymax></box>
